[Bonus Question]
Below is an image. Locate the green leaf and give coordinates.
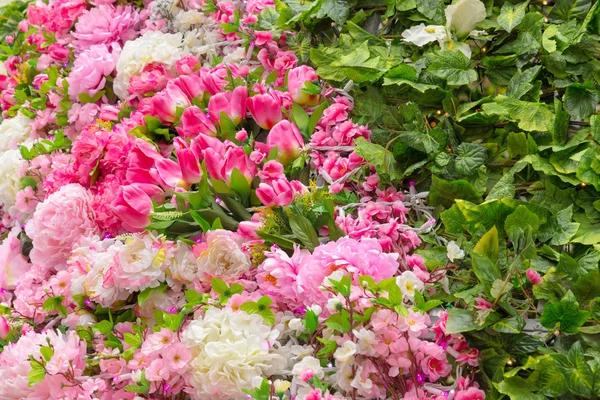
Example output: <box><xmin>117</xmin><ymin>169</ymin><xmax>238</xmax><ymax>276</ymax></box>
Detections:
<box><xmin>505</xmin><ymin>206</ymin><xmax>540</xmax><ymax>235</ymax></box>
<box><xmin>427</xmin><ymin>50</ymin><xmax>478</xmax><ymax>86</ymax></box>
<box><xmin>498</xmin><ymin>1</ymin><xmax>529</xmax><ymax>33</ymax></box>
<box><xmin>137</xmin><ymin>283</ymin><xmax>167</xmax><ymax>306</ymax></box>
<box><xmin>39</xmin><ymin>346</ymin><xmax>53</xmax><ymax>362</ymax></box>
<box><xmin>291</xmin><ymin>103</ymin><xmax>310</xmax><ymax>139</ymax></box>
<box><xmin>576</xmin><ymin>148</ymin><xmax>600</xmax><ymax>190</ymax></box>
<box><xmin>540</xmin><ymin>291</ymin><xmax>590</xmax><ymax>333</ymax></box>
<box><xmin>28</xmin><ymin>360</ymin><xmax>45</xmax><ymax>387</ymax></box>
<box><xmin>316</xmin><ymin>338</ymin><xmax>338</xmax><ymax>358</ymax></box>
<box><xmin>548</xmin><ymin>0</ymin><xmax>592</xmax><ymax>23</ymax></box>
<box><xmin>230</xmin><ymin>168</ymin><xmax>251</xmax><ymax>201</ymax></box>
<box><xmin>494</xmin><ymin>376</ymin><xmax>546</xmax><ymax>400</ymax></box>
<box><xmin>563</xmin><ymin>83</ymin><xmax>599</xmax><ymax>119</ymax></box>
<box><xmin>288</xmin><ymin>214</ymin><xmax>320</xmax><ymax>250</ymax></box>
<box><xmin>211</xmin><ymin>278</ymin><xmax>228</xmax><ymax>295</ymax></box>
<box><xmin>491</xmin><ymin>315</ymin><xmax>525</xmax><ymax>333</ymax></box>
<box><xmin>506</xmin><ymin>66</ymin><xmax>541</xmax><ymax>99</ymax></box>
<box><xmin>454</xmin><ymin>143</ymin><xmax>487</xmax><ymax>176</ymax></box>
<box><xmin>124</xmin><ymin>332</ymin><xmax>142</xmax><ymax>349</ymax></box>
<box><xmin>445</xmin><ymin>308</ymin><xmax>480</xmax><ymax>334</ymax></box>
<box><xmin>304</xmin><ymin>309</ymin><xmax>319</xmax><ymax>334</ymax></box>
<box><xmin>482</xmin><ymin>96</ymin><xmax>553</xmax><ymax>132</ymax></box>
<box><xmin>397</xmin><ymin>132</ymin><xmax>439</xmax><ymax>153</ymax></box>
<box><xmin>428</xmin><ymin>176</ymin><xmax>483</xmax><ymax>208</ymax></box>
<box><xmin>473</xmin><ymin>226</ymin><xmax>500</xmax><ymax>263</ymax></box>
<box><xmin>93</xmin><ymin>320</ymin><xmax>113</xmax><ymax>335</ymax></box>
<box><xmin>354</xmin><ymin>137</ymin><xmax>403</xmax><ymax>182</ymax></box>
<box><xmin>314</xmin><ymin>0</ymin><xmax>349</xmax><ymax>25</ymax></box>
<box><xmin>325</xmin><ymin>310</ymin><xmax>351</xmax><ymax>333</ymax></box>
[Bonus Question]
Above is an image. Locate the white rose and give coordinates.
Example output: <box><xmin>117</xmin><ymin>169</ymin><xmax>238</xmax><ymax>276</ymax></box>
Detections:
<box><xmin>288</xmin><ymin>318</ymin><xmax>304</xmax><ymax>332</ymax></box>
<box><xmin>196</xmin><ymin>230</ymin><xmax>251</xmax><ymax>280</ymax></box>
<box><xmin>116</xmin><ymin>235</ymin><xmax>167</xmax><ymax>291</ymax></box>
<box><xmin>446</xmin><ymin>240</ymin><xmax>465</xmax><ymax>262</ymax></box>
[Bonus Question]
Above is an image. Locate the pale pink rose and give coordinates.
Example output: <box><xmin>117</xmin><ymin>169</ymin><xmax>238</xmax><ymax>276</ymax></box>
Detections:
<box><xmin>26</xmin><ymin>184</ymin><xmax>99</xmax><ymax>270</ymax></box>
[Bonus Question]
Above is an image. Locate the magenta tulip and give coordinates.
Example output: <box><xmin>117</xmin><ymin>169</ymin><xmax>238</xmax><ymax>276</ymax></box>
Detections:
<box><xmin>288</xmin><ymin>66</ymin><xmax>321</xmax><ymax>107</ymax></box>
<box><xmin>266</xmin><ymin>120</ymin><xmax>305</xmax><ymax>166</ymax></box>
<box><xmin>151</xmin><ymin>82</ymin><xmax>191</xmax><ymax>124</ymax></box>
<box><xmin>208</xmin><ymin>86</ymin><xmax>248</xmax><ymax>125</ymax></box>
<box><xmin>111</xmin><ymin>184</ymin><xmax>164</xmax><ymax>231</ymax></box>
<box><xmin>246</xmin><ymin>92</ymin><xmax>283</xmax><ymax>130</ymax></box>
<box><xmin>177</xmin><ymin>106</ymin><xmax>217</xmax><ymax>139</ymax></box>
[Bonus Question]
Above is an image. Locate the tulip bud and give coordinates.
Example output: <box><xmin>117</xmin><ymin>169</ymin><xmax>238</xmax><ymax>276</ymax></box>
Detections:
<box><xmin>111</xmin><ymin>184</ymin><xmax>164</xmax><ymax>231</ymax></box>
<box><xmin>0</xmin><ymin>315</ymin><xmax>9</xmax><ymax>340</ymax></box>
<box><xmin>288</xmin><ymin>66</ymin><xmax>321</xmax><ymax>107</ymax></box>
<box><xmin>266</xmin><ymin>120</ymin><xmax>304</xmax><ymax>166</ymax></box>
<box><xmin>246</xmin><ymin>93</ymin><xmax>283</xmax><ymax>130</ymax></box>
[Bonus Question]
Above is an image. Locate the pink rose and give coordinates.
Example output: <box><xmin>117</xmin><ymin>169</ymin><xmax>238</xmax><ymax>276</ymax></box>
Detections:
<box><xmin>128</xmin><ymin>63</ymin><xmax>171</xmax><ymax>96</ymax></box>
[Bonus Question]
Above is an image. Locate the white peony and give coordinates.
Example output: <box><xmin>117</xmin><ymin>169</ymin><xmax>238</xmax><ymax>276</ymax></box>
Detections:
<box><xmin>183</xmin><ymin>307</ymin><xmax>286</xmax><ymax>399</ymax></box>
<box><xmin>396</xmin><ymin>270</ymin><xmax>425</xmax><ymax>302</ymax></box>
<box><xmin>196</xmin><ymin>230</ymin><xmax>251</xmax><ymax>280</ymax></box>
<box><xmin>114</xmin><ymin>31</ymin><xmax>187</xmax><ymax>99</ymax></box>
<box><xmin>446</xmin><ymin>240</ymin><xmax>465</xmax><ymax>262</ymax></box>
<box><xmin>0</xmin><ymin>149</ymin><xmax>25</xmax><ymax>210</ymax></box>
<box><xmin>115</xmin><ymin>234</ymin><xmax>168</xmax><ymax>292</ymax></box>
<box><xmin>0</xmin><ymin>114</ymin><xmax>33</xmax><ymax>153</ymax></box>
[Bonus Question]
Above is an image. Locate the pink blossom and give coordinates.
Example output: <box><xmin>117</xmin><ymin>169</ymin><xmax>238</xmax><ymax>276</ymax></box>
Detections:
<box><xmin>0</xmin><ymin>228</ymin><xmax>31</xmax><ymax>290</ymax></box>
<box><xmin>163</xmin><ymin>343</ymin><xmax>191</xmax><ymax>371</ymax></box>
<box><xmin>146</xmin><ymin>359</ymin><xmax>169</xmax><ymax>381</ymax></box>
<box><xmin>299</xmin><ymin>368</ymin><xmax>315</xmax><ymax>382</ymax></box>
<box><xmin>0</xmin><ymin>316</ymin><xmax>9</xmax><ymax>340</ymax></box>
<box><xmin>26</xmin><ymin>184</ymin><xmax>99</xmax><ymax>270</ymax></box>
<box><xmin>151</xmin><ymin>82</ymin><xmax>192</xmax><ymax>124</ymax></box>
<box><xmin>474</xmin><ymin>297</ymin><xmax>494</xmax><ymax>310</ymax></box>
<box><xmin>47</xmin><ymin>44</ymin><xmax>69</xmax><ymax>62</ymax></box>
<box><xmin>266</xmin><ymin>120</ymin><xmax>305</xmax><ymax>166</ymax></box>
<box><xmin>455</xmin><ymin>387</ymin><xmax>486</xmax><ymax>400</ymax></box>
<box><xmin>526</xmin><ymin>268</ymin><xmax>542</xmax><ymax>285</ymax></box>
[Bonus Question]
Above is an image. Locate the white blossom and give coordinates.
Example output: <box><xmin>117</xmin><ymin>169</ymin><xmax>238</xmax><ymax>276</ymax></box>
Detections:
<box><xmin>447</xmin><ymin>240</ymin><xmax>465</xmax><ymax>262</ymax></box>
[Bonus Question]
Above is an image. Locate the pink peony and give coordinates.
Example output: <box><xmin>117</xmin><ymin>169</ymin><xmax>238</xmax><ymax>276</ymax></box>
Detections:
<box><xmin>67</xmin><ymin>44</ymin><xmax>117</xmax><ymax>101</ymax></box>
<box><xmin>72</xmin><ymin>4</ymin><xmax>140</xmax><ymax>51</ymax></box>
<box><xmin>128</xmin><ymin>62</ymin><xmax>171</xmax><ymax>96</ymax></box>
<box><xmin>25</xmin><ymin>184</ymin><xmax>99</xmax><ymax>270</ymax></box>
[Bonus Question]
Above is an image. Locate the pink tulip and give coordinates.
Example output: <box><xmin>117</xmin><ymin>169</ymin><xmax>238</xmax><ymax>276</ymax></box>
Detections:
<box><xmin>246</xmin><ymin>92</ymin><xmax>283</xmax><ymax>130</ymax></box>
<box><xmin>128</xmin><ymin>63</ymin><xmax>171</xmax><ymax>96</ymax></box>
<box><xmin>0</xmin><ymin>316</ymin><xmax>9</xmax><ymax>340</ymax></box>
<box><xmin>266</xmin><ymin>120</ymin><xmax>304</xmax><ymax>166</ymax></box>
<box><xmin>208</xmin><ymin>86</ymin><xmax>248</xmax><ymax>125</ymax></box>
<box><xmin>174</xmin><ymin>137</ymin><xmax>202</xmax><ymax>185</ymax></box>
<box><xmin>152</xmin><ymin>82</ymin><xmax>191</xmax><ymax>124</ymax></box>
<box><xmin>126</xmin><ymin>143</ymin><xmax>162</xmax><ymax>185</ymax></box>
<box><xmin>111</xmin><ymin>183</ymin><xmax>164</xmax><ymax>231</ymax></box>
<box><xmin>173</xmin><ymin>74</ymin><xmax>205</xmax><ymax>100</ymax></box>
<box><xmin>256</xmin><ymin>178</ymin><xmax>294</xmax><ymax>207</ymax></box>
<box><xmin>152</xmin><ymin>158</ymin><xmax>184</xmax><ymax>188</ymax></box>
<box><xmin>205</xmin><ymin>146</ymin><xmax>257</xmax><ymax>185</ymax></box>
<box><xmin>177</xmin><ymin>106</ymin><xmax>217</xmax><ymax>139</ymax></box>
<box><xmin>195</xmin><ymin>132</ymin><xmax>225</xmax><ymax>159</ymax></box>
<box><xmin>288</xmin><ymin>66</ymin><xmax>321</xmax><ymax>107</ymax></box>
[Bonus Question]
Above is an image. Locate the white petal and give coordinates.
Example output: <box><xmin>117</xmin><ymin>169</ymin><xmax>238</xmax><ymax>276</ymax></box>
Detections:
<box><xmin>402</xmin><ymin>24</ymin><xmax>447</xmax><ymax>47</ymax></box>
<box><xmin>445</xmin><ymin>0</ymin><xmax>487</xmax><ymax>39</ymax></box>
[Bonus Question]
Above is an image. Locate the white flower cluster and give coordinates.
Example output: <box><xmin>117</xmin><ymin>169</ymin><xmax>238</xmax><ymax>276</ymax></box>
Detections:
<box><xmin>183</xmin><ymin>307</ymin><xmax>286</xmax><ymax>399</ymax></box>
<box><xmin>113</xmin><ymin>31</ymin><xmax>188</xmax><ymax>99</ymax></box>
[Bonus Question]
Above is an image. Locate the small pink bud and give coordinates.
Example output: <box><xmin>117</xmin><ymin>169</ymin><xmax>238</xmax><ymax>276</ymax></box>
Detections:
<box><xmin>526</xmin><ymin>269</ymin><xmax>543</xmax><ymax>285</ymax></box>
<box><xmin>299</xmin><ymin>369</ymin><xmax>314</xmax><ymax>382</ymax></box>
<box><xmin>0</xmin><ymin>315</ymin><xmax>9</xmax><ymax>340</ymax></box>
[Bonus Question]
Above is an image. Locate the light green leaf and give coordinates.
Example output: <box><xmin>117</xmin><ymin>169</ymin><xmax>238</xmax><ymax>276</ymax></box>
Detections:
<box><xmin>548</xmin><ymin>0</ymin><xmax>592</xmax><ymax>23</ymax></box>
<box><xmin>506</xmin><ymin>66</ymin><xmax>541</xmax><ymax>99</ymax></box>
<box><xmin>428</xmin><ymin>176</ymin><xmax>483</xmax><ymax>208</ymax></box>
<box><xmin>354</xmin><ymin>137</ymin><xmax>403</xmax><ymax>182</ymax></box>
<box><xmin>314</xmin><ymin>0</ymin><xmax>349</xmax><ymax>25</ymax></box>
<box><xmin>28</xmin><ymin>360</ymin><xmax>46</xmax><ymax>387</ymax></box>
<box><xmin>482</xmin><ymin>96</ymin><xmax>553</xmax><ymax>132</ymax></box>
<box><xmin>445</xmin><ymin>308</ymin><xmax>480</xmax><ymax>334</ymax></box>
<box><xmin>538</xmin><ymin>205</ymin><xmax>580</xmax><ymax>245</ymax></box>
<box><xmin>498</xmin><ymin>1</ymin><xmax>529</xmax><ymax>33</ymax></box>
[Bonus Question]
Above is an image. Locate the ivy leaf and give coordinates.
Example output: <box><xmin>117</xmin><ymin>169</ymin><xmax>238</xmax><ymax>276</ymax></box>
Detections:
<box><xmin>445</xmin><ymin>308</ymin><xmax>480</xmax><ymax>334</ymax></box>
<box><xmin>427</xmin><ymin>50</ymin><xmax>478</xmax><ymax>86</ymax></box>
<box><xmin>314</xmin><ymin>0</ymin><xmax>349</xmax><ymax>25</ymax></box>
<box><xmin>482</xmin><ymin>96</ymin><xmax>553</xmax><ymax>132</ymax></box>
<box><xmin>506</xmin><ymin>66</ymin><xmax>541</xmax><ymax>99</ymax></box>
<box><xmin>540</xmin><ymin>291</ymin><xmax>590</xmax><ymax>333</ymax></box>
<box><xmin>497</xmin><ymin>1</ymin><xmax>529</xmax><ymax>33</ymax></box>
<box><xmin>563</xmin><ymin>83</ymin><xmax>599</xmax><ymax>119</ymax></box>
<box><xmin>538</xmin><ymin>205</ymin><xmax>580</xmax><ymax>245</ymax></box>
<box><xmin>454</xmin><ymin>143</ymin><xmax>487</xmax><ymax>176</ymax></box>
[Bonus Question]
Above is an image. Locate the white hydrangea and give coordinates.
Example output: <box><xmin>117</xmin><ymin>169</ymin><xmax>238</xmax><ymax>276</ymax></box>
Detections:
<box><xmin>114</xmin><ymin>31</ymin><xmax>188</xmax><ymax>99</ymax></box>
<box><xmin>0</xmin><ymin>149</ymin><xmax>25</xmax><ymax>210</ymax></box>
<box><xmin>0</xmin><ymin>114</ymin><xmax>33</xmax><ymax>153</ymax></box>
<box><xmin>183</xmin><ymin>307</ymin><xmax>286</xmax><ymax>399</ymax></box>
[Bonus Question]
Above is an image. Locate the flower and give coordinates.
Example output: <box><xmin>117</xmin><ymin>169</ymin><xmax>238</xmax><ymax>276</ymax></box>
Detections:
<box><xmin>114</xmin><ymin>31</ymin><xmax>187</xmax><ymax>99</ymax></box>
<box><xmin>0</xmin><ymin>149</ymin><xmax>25</xmax><ymax>211</ymax></box>
<box><xmin>401</xmin><ymin>24</ymin><xmax>446</xmax><ymax>46</ymax></box>
<box><xmin>396</xmin><ymin>271</ymin><xmax>424</xmax><ymax>302</ymax></box>
<box><xmin>288</xmin><ymin>66</ymin><xmax>320</xmax><ymax>107</ymax></box>
<box><xmin>194</xmin><ymin>230</ymin><xmax>251</xmax><ymax>281</ymax></box>
<box><xmin>72</xmin><ymin>4</ymin><xmax>140</xmax><ymax>51</ymax></box>
<box><xmin>208</xmin><ymin>86</ymin><xmax>248</xmax><ymax>125</ymax></box>
<box><xmin>151</xmin><ymin>82</ymin><xmax>192</xmax><ymax>124</ymax></box>
<box><xmin>111</xmin><ymin>183</ymin><xmax>164</xmax><ymax>231</ymax></box>
<box><xmin>333</xmin><ymin>341</ymin><xmax>358</xmax><ymax>363</ymax></box>
<box><xmin>113</xmin><ymin>234</ymin><xmax>170</xmax><ymax>292</ymax></box>
<box><xmin>25</xmin><ymin>184</ymin><xmax>99</xmax><ymax>270</ymax></box>
<box><xmin>0</xmin><ymin>113</ymin><xmax>32</xmax><ymax>152</ymax></box>
<box><xmin>0</xmin><ymin>227</ymin><xmax>30</xmax><ymax>290</ymax></box>
<box><xmin>445</xmin><ymin>0</ymin><xmax>487</xmax><ymax>39</ymax></box>
<box><xmin>274</xmin><ymin>379</ymin><xmax>291</xmax><ymax>394</ymax></box>
<box><xmin>67</xmin><ymin>44</ymin><xmax>116</xmax><ymax>101</ymax></box>
<box><xmin>446</xmin><ymin>240</ymin><xmax>465</xmax><ymax>262</ymax></box>
<box><xmin>526</xmin><ymin>268</ymin><xmax>543</xmax><ymax>285</ymax></box>
<box><xmin>182</xmin><ymin>307</ymin><xmax>286</xmax><ymax>399</ymax></box>
<box><xmin>292</xmin><ymin>356</ymin><xmax>324</xmax><ymax>379</ymax></box>
<box><xmin>0</xmin><ymin>316</ymin><xmax>9</xmax><ymax>340</ymax></box>
<box><xmin>246</xmin><ymin>92</ymin><xmax>283</xmax><ymax>130</ymax></box>
<box><xmin>266</xmin><ymin>120</ymin><xmax>305</xmax><ymax>166</ymax></box>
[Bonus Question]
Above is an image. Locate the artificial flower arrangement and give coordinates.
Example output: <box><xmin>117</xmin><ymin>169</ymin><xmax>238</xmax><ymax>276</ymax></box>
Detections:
<box><xmin>0</xmin><ymin>0</ymin><xmax>488</xmax><ymax>399</ymax></box>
